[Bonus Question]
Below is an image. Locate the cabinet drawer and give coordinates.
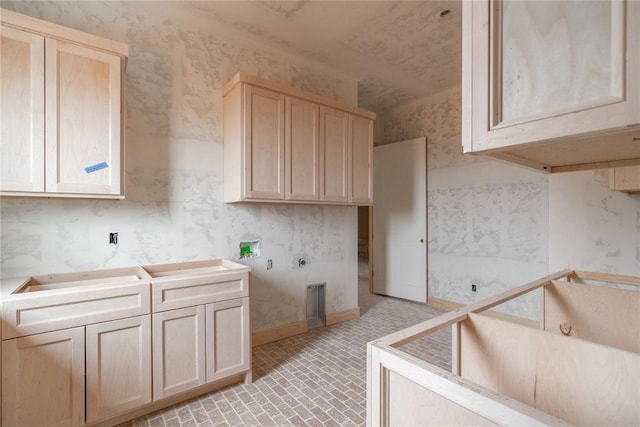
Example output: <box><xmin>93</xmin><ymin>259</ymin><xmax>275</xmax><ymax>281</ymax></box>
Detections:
<box><xmin>2</xmin><ymin>282</ymin><xmax>150</xmax><ymax>339</ymax></box>
<box><xmin>152</xmin><ymin>271</ymin><xmax>249</xmax><ymax>312</ymax></box>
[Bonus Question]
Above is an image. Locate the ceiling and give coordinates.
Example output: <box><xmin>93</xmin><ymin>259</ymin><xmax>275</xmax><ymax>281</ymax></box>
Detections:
<box><xmin>189</xmin><ymin>1</ymin><xmax>463</xmax><ymax>112</ymax></box>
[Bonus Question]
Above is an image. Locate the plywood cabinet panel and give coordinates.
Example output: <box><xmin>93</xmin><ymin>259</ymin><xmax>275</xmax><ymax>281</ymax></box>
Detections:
<box><xmin>206</xmin><ymin>297</ymin><xmax>250</xmax><ymax>383</ymax></box>
<box><xmin>46</xmin><ymin>40</ymin><xmax>122</xmax><ymax>195</ymax></box>
<box><xmin>351</xmin><ymin>115</ymin><xmax>373</xmax><ymax>204</ymax></box>
<box><xmin>462</xmin><ymin>0</ymin><xmax>640</xmax><ymax>172</ymax></box>
<box><xmin>0</xmin><ymin>25</ymin><xmax>45</xmax><ymax>192</ymax></box>
<box><xmin>223</xmin><ymin>73</ymin><xmax>375</xmax><ymax>205</ymax></box>
<box><xmin>86</xmin><ymin>316</ymin><xmax>152</xmax><ymax>423</ymax></box>
<box><xmin>286</xmin><ymin>97</ymin><xmax>319</xmax><ymax>200</ymax></box>
<box><xmin>609</xmin><ymin>165</ymin><xmax>640</xmax><ymax>192</ymax></box>
<box><xmin>243</xmin><ymin>85</ymin><xmax>285</xmax><ymax>200</ymax></box>
<box><xmin>2</xmin><ymin>327</ymin><xmax>85</xmax><ymax>427</ymax></box>
<box><xmin>0</xmin><ymin>9</ymin><xmax>127</xmax><ymax>198</ymax></box>
<box><xmin>152</xmin><ymin>306</ymin><xmax>206</xmax><ymax>400</ymax></box>
<box><xmin>320</xmin><ymin>106</ymin><xmax>349</xmax><ymax>202</ymax></box>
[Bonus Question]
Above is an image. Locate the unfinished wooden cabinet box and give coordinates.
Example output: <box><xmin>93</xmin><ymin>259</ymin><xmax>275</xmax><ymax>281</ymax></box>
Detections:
<box><xmin>2</xmin><ymin>328</ymin><xmax>85</xmax><ymax>427</ymax></box>
<box><xmin>86</xmin><ymin>316</ymin><xmax>152</xmax><ymax>423</ymax></box>
<box><xmin>609</xmin><ymin>165</ymin><xmax>640</xmax><ymax>192</ymax></box>
<box><xmin>462</xmin><ymin>1</ymin><xmax>640</xmax><ymax>173</ymax></box>
<box><xmin>0</xmin><ymin>10</ymin><xmax>127</xmax><ymax>198</ymax></box>
<box><xmin>0</xmin><ymin>267</ymin><xmax>152</xmax><ymax>427</ymax></box>
<box><xmin>0</xmin><ymin>259</ymin><xmax>250</xmax><ymax>426</ymax></box>
<box><xmin>223</xmin><ymin>72</ymin><xmax>375</xmax><ymax>205</ymax></box>
<box><xmin>146</xmin><ymin>259</ymin><xmax>251</xmax><ymax>401</ymax></box>
<box><xmin>368</xmin><ymin>270</ymin><xmax>640</xmax><ymax>426</ymax></box>
<box><xmin>205</xmin><ymin>297</ymin><xmax>250</xmax><ymax>383</ymax></box>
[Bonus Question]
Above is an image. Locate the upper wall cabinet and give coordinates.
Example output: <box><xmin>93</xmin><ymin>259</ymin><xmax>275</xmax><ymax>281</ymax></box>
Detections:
<box><xmin>608</xmin><ymin>165</ymin><xmax>640</xmax><ymax>193</ymax></box>
<box><xmin>0</xmin><ymin>9</ymin><xmax>128</xmax><ymax>198</ymax></box>
<box><xmin>462</xmin><ymin>1</ymin><xmax>640</xmax><ymax>173</ymax></box>
<box><xmin>223</xmin><ymin>73</ymin><xmax>375</xmax><ymax>206</ymax></box>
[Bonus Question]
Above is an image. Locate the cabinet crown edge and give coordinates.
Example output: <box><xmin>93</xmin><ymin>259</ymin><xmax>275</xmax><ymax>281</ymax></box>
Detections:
<box><xmin>222</xmin><ymin>72</ymin><xmax>376</xmax><ymax>120</ymax></box>
<box><xmin>0</xmin><ymin>8</ymin><xmax>128</xmax><ymax>57</ymax></box>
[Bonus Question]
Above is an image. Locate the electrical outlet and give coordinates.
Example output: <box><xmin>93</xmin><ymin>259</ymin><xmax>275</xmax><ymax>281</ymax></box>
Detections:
<box><xmin>471</xmin><ymin>283</ymin><xmax>477</xmax><ymax>292</ymax></box>
<box><xmin>298</xmin><ymin>257</ymin><xmax>307</xmax><ymax>268</ymax></box>
<box><xmin>267</xmin><ymin>259</ymin><xmax>273</xmax><ymax>270</ymax></box>
<box><xmin>109</xmin><ymin>232</ymin><xmax>118</xmax><ymax>245</ymax></box>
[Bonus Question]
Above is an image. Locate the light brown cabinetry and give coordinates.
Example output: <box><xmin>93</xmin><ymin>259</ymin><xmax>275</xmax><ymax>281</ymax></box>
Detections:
<box><xmin>0</xmin><ymin>259</ymin><xmax>249</xmax><ymax>426</ymax></box>
<box><xmin>223</xmin><ymin>73</ymin><xmax>375</xmax><ymax>205</ymax></box>
<box><xmin>609</xmin><ymin>166</ymin><xmax>640</xmax><ymax>193</ymax></box>
<box><xmin>86</xmin><ymin>316</ymin><xmax>152</xmax><ymax>423</ymax></box>
<box><xmin>350</xmin><ymin>115</ymin><xmax>374</xmax><ymax>203</ymax></box>
<box><xmin>147</xmin><ymin>262</ymin><xmax>251</xmax><ymax>401</ymax></box>
<box><xmin>286</xmin><ymin>96</ymin><xmax>320</xmax><ymax>201</ymax></box>
<box><xmin>320</xmin><ymin>106</ymin><xmax>350</xmax><ymax>202</ymax></box>
<box><xmin>462</xmin><ymin>0</ymin><xmax>640</xmax><ymax>173</ymax></box>
<box><xmin>242</xmin><ymin>85</ymin><xmax>286</xmax><ymax>200</ymax></box>
<box><xmin>0</xmin><ymin>25</ymin><xmax>45</xmax><ymax>192</ymax></box>
<box><xmin>2</xmin><ymin>328</ymin><xmax>85</xmax><ymax>427</ymax></box>
<box><xmin>152</xmin><ymin>306</ymin><xmax>207</xmax><ymax>399</ymax></box>
<box><xmin>0</xmin><ymin>10</ymin><xmax>127</xmax><ymax>198</ymax></box>
<box><xmin>205</xmin><ymin>297</ymin><xmax>250</xmax><ymax>382</ymax></box>
<box><xmin>1</xmin><ymin>268</ymin><xmax>152</xmax><ymax>426</ymax></box>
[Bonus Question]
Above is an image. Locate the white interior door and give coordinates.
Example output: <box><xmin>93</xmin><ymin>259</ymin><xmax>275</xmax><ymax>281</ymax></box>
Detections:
<box><xmin>373</xmin><ymin>137</ymin><xmax>427</xmax><ymax>302</ymax></box>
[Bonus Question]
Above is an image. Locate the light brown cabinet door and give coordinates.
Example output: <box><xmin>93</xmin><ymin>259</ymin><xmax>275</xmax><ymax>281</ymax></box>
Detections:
<box><xmin>152</xmin><ymin>306</ymin><xmax>206</xmax><ymax>400</ymax></box>
<box><xmin>86</xmin><ymin>316</ymin><xmax>152</xmax><ymax>423</ymax></box>
<box><xmin>320</xmin><ymin>106</ymin><xmax>350</xmax><ymax>202</ymax></box>
<box><xmin>351</xmin><ymin>115</ymin><xmax>373</xmax><ymax>204</ymax></box>
<box><xmin>205</xmin><ymin>297</ymin><xmax>250</xmax><ymax>383</ymax></box>
<box><xmin>286</xmin><ymin>97</ymin><xmax>319</xmax><ymax>200</ymax></box>
<box><xmin>2</xmin><ymin>327</ymin><xmax>85</xmax><ymax>427</ymax></box>
<box><xmin>243</xmin><ymin>85</ymin><xmax>285</xmax><ymax>199</ymax></box>
<box><xmin>45</xmin><ymin>39</ymin><xmax>122</xmax><ymax>195</ymax></box>
<box><xmin>463</xmin><ymin>1</ymin><xmax>640</xmax><ymax>165</ymax></box>
<box><xmin>0</xmin><ymin>25</ymin><xmax>45</xmax><ymax>192</ymax></box>
<box><xmin>609</xmin><ymin>166</ymin><xmax>640</xmax><ymax>192</ymax></box>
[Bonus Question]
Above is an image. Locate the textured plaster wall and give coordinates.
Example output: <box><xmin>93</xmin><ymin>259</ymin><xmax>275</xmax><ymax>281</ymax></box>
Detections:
<box><xmin>549</xmin><ymin>171</ymin><xmax>640</xmax><ymax>276</ymax></box>
<box><xmin>0</xmin><ymin>1</ymin><xmax>359</xmax><ymax>331</ymax></box>
<box><xmin>381</xmin><ymin>86</ymin><xmax>550</xmax><ymax>319</ymax></box>
<box><xmin>381</xmin><ymin>86</ymin><xmax>640</xmax><ymax>319</ymax></box>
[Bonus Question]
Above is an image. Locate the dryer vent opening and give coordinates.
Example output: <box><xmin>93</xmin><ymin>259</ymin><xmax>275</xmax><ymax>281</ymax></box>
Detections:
<box><xmin>306</xmin><ymin>283</ymin><xmax>326</xmax><ymax>329</ymax></box>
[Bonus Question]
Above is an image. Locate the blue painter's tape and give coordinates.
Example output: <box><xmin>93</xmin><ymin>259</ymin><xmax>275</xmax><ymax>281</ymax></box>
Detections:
<box><xmin>85</xmin><ymin>162</ymin><xmax>109</xmax><ymax>174</ymax></box>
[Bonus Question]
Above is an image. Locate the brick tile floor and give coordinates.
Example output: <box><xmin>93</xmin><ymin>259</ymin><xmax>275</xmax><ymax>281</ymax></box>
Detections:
<box><xmin>122</xmin><ymin>263</ymin><xmax>451</xmax><ymax>426</ymax></box>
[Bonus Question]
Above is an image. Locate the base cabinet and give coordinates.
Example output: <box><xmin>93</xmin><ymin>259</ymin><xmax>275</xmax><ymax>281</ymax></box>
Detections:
<box><xmin>2</xmin><ymin>328</ymin><xmax>85</xmax><ymax>427</ymax></box>
<box><xmin>0</xmin><ymin>259</ymin><xmax>250</xmax><ymax>426</ymax></box>
<box><xmin>1</xmin><ymin>316</ymin><xmax>152</xmax><ymax>427</ymax></box>
<box><xmin>206</xmin><ymin>298</ymin><xmax>251</xmax><ymax>382</ymax></box>
<box><xmin>86</xmin><ymin>316</ymin><xmax>152</xmax><ymax>423</ymax></box>
<box><xmin>152</xmin><ymin>298</ymin><xmax>250</xmax><ymax>399</ymax></box>
<box><xmin>152</xmin><ymin>306</ymin><xmax>207</xmax><ymax>400</ymax></box>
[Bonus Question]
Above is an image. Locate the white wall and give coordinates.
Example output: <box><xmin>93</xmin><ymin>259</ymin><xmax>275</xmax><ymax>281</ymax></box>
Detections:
<box><xmin>381</xmin><ymin>86</ymin><xmax>639</xmax><ymax>320</ymax></box>
<box><xmin>549</xmin><ymin>170</ymin><xmax>640</xmax><ymax>276</ymax></box>
<box><xmin>380</xmin><ymin>86</ymin><xmax>549</xmax><ymax>319</ymax></box>
<box><xmin>0</xmin><ymin>1</ymin><xmax>359</xmax><ymax>331</ymax></box>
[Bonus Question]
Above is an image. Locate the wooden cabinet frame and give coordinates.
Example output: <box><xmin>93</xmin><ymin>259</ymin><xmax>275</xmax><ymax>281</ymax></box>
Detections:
<box><xmin>86</xmin><ymin>316</ymin><xmax>152</xmax><ymax>423</ymax></box>
<box><xmin>224</xmin><ymin>73</ymin><xmax>375</xmax><ymax>205</ymax></box>
<box><xmin>152</xmin><ymin>306</ymin><xmax>207</xmax><ymax>400</ymax></box>
<box><xmin>0</xmin><ymin>25</ymin><xmax>45</xmax><ymax>192</ymax></box>
<box><xmin>462</xmin><ymin>0</ymin><xmax>640</xmax><ymax>173</ymax></box>
<box><xmin>2</xmin><ymin>328</ymin><xmax>85</xmax><ymax>427</ymax></box>
<box><xmin>0</xmin><ymin>9</ymin><xmax>127</xmax><ymax>198</ymax></box>
<box><xmin>205</xmin><ymin>297</ymin><xmax>251</xmax><ymax>383</ymax></box>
